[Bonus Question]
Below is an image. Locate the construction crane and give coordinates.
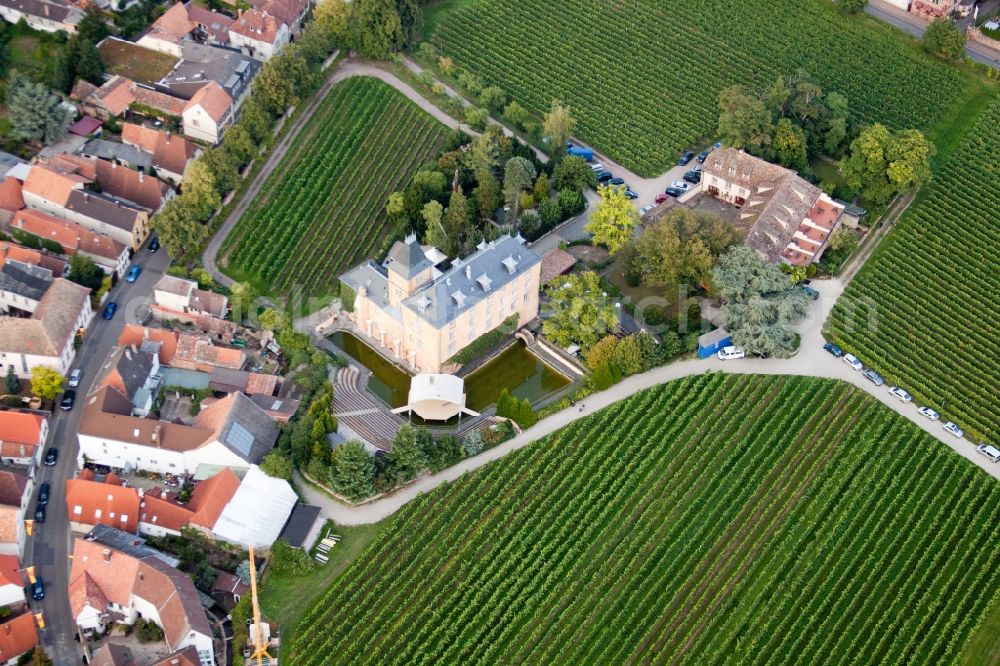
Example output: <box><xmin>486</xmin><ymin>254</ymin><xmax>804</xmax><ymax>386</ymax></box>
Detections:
<box><xmin>247</xmin><ymin>546</ymin><xmax>275</xmax><ymax>666</ymax></box>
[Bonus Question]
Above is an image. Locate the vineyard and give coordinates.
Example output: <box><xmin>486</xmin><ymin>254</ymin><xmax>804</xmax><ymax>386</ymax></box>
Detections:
<box><xmin>222</xmin><ymin>77</ymin><xmax>450</xmax><ymax>297</ymax></box>
<box><xmin>827</xmin><ymin>96</ymin><xmax>1000</xmax><ymax>443</ymax></box>
<box><xmin>431</xmin><ymin>0</ymin><xmax>970</xmax><ymax>176</ymax></box>
<box><xmin>291</xmin><ymin>374</ymin><xmax>1000</xmax><ymax>665</ymax></box>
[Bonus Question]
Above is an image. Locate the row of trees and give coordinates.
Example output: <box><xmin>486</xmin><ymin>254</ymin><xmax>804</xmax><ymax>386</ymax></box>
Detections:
<box><xmin>495</xmin><ymin>389</ymin><xmax>536</xmax><ymax>428</ymax></box>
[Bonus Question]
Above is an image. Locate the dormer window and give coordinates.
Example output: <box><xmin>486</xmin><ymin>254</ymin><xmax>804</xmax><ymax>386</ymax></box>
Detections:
<box><xmin>502</xmin><ymin>255</ymin><xmax>518</xmax><ymax>274</ymax></box>
<box><xmin>452</xmin><ymin>291</ymin><xmax>466</xmax><ymax>307</ymax></box>
<box><xmin>417</xmin><ymin>294</ymin><xmax>431</xmax><ymax>312</ymax></box>
<box><xmin>476</xmin><ymin>274</ymin><xmax>493</xmax><ymax>291</ymax></box>
<box><xmin>728</xmin><ymin>167</ymin><xmax>736</xmax><ymax>175</ymax></box>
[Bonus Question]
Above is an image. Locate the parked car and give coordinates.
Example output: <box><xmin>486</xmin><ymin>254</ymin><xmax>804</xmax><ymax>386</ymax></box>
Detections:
<box><xmin>102</xmin><ymin>302</ymin><xmax>118</xmax><ymax>320</ymax></box>
<box><xmin>31</xmin><ymin>578</ymin><xmax>44</xmax><ymax>600</ymax></box>
<box><xmin>712</xmin><ymin>141</ymin><xmax>722</xmax><ymax>150</ymax></box>
<box><xmin>640</xmin><ymin>204</ymin><xmax>655</xmax><ymax>215</ymax></box>
<box><xmin>843</xmin><ymin>354</ymin><xmax>863</xmax><ymax>371</ymax></box>
<box><xmin>823</xmin><ymin>342</ymin><xmax>844</xmax><ymax>357</ymax></box>
<box><xmin>38</xmin><ymin>483</ymin><xmax>49</xmax><ymax>505</ymax></box>
<box><xmin>596</xmin><ymin>171</ymin><xmax>613</xmax><ymax>183</ymax></box>
<box><xmin>800</xmin><ymin>285</ymin><xmax>820</xmax><ymax>300</ymax></box>
<box><xmin>624</xmin><ymin>188</ymin><xmax>638</xmax><ymax>199</ymax></box>
<box><xmin>669</xmin><ymin>181</ymin><xmax>690</xmax><ymax>191</ymax></box>
<box><xmin>863</xmin><ymin>369</ymin><xmax>884</xmax><ymax>386</ymax></box>
<box><xmin>148</xmin><ymin>236</ymin><xmax>160</xmax><ymax>253</ymax></box>
<box><xmin>655</xmin><ymin>193</ymin><xmax>668</xmax><ymax>204</ymax></box>
<box><xmin>34</xmin><ymin>503</ymin><xmax>45</xmax><ymax>524</ymax></box>
<box><xmin>717</xmin><ymin>346</ymin><xmax>745</xmax><ymax>360</ymax></box>
<box><xmin>683</xmin><ymin>169</ymin><xmax>702</xmax><ymax>184</ymax></box>
<box><xmin>888</xmin><ymin>386</ymin><xmax>912</xmax><ymax>403</ymax></box>
<box><xmin>976</xmin><ymin>443</ymin><xmax>1000</xmax><ymax>463</ymax></box>
<box><xmin>678</xmin><ymin>150</ymin><xmax>695</xmax><ymax>166</ymax></box>
<box><xmin>697</xmin><ymin>149</ymin><xmax>710</xmax><ymax>163</ymax></box>
<box><xmin>60</xmin><ymin>389</ymin><xmax>75</xmax><ymax>411</ymax></box>
<box><xmin>125</xmin><ymin>265</ymin><xmax>142</xmax><ymax>283</ymax></box>
<box><xmin>917</xmin><ymin>406</ymin><xmax>940</xmax><ymax>421</ymax></box>
<box><xmin>665</xmin><ymin>187</ymin><xmax>686</xmax><ymax>198</ymax></box>
<box><xmin>43</xmin><ymin>448</ymin><xmax>57</xmax><ymax>466</ymax></box>
<box><xmin>942</xmin><ymin>421</ymin><xmax>964</xmax><ymax>438</ymax></box>
<box><xmin>589</xmin><ymin>163</ymin><xmax>605</xmax><ymax>173</ymax></box>
<box><xmin>609</xmin><ymin>177</ymin><xmax>625</xmax><ymax>186</ymax></box>
<box><xmin>68</xmin><ymin>369</ymin><xmax>82</xmax><ymax>388</ymax></box>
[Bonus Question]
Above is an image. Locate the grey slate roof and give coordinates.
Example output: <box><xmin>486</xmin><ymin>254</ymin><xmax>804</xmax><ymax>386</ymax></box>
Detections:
<box><xmin>159</xmin><ymin>42</ymin><xmax>259</xmax><ymax>102</ymax></box>
<box><xmin>104</xmin><ymin>345</ymin><xmax>157</xmax><ymax>407</ymax></box>
<box><xmin>65</xmin><ymin>189</ymin><xmax>143</xmax><ymax>232</ymax></box>
<box><xmin>340</xmin><ymin>260</ymin><xmax>398</xmax><ymax>320</ymax></box>
<box><xmin>403</xmin><ymin>234</ymin><xmax>540</xmax><ymax>328</ymax></box>
<box><xmin>387</xmin><ymin>234</ymin><xmax>433</xmax><ymax>279</ymax></box>
<box><xmin>81</xmin><ymin>139</ymin><xmax>154</xmax><ymax>172</ymax></box>
<box><xmin>278</xmin><ymin>502</ymin><xmax>320</xmax><ymax>548</ymax></box>
<box><xmin>0</xmin><ymin>151</ymin><xmax>25</xmax><ymax>175</ymax></box>
<box><xmin>84</xmin><ymin>524</ymin><xmax>180</xmax><ymax>567</ymax></box>
<box><xmin>217</xmin><ymin>392</ymin><xmax>279</xmax><ymax>463</ymax></box>
<box><xmin>0</xmin><ymin>259</ymin><xmax>53</xmax><ymax>302</ymax></box>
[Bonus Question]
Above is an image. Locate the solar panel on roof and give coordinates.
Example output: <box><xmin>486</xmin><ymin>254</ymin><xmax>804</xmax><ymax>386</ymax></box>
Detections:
<box><xmin>226</xmin><ymin>422</ymin><xmax>255</xmax><ymax>456</ymax></box>
<box><xmin>236</xmin><ymin>61</ymin><xmax>250</xmax><ymax>74</ymax></box>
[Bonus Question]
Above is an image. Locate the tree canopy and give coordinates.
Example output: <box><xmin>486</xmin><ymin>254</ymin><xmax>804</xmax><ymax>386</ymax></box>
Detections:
<box><xmin>717</xmin><ymin>85</ymin><xmax>773</xmax><ymax>151</ymax></box>
<box><xmin>552</xmin><ymin>155</ymin><xmax>596</xmax><ymax>192</ymax></box>
<box><xmin>711</xmin><ymin>246</ymin><xmax>809</xmax><ymax>358</ymax></box>
<box><xmin>922</xmin><ymin>18</ymin><xmax>966</xmax><ymax>62</ymax></box>
<box><xmin>542</xmin><ymin>271</ymin><xmax>619</xmax><ymax>350</ymax></box>
<box><xmin>586</xmin><ymin>184</ymin><xmax>639</xmax><ymax>253</ymax></box>
<box><xmin>5</xmin><ymin>73</ymin><xmax>72</xmax><ymax>145</ymax></box>
<box><xmin>30</xmin><ymin>366</ymin><xmax>64</xmax><ymax>401</ymax></box>
<box><xmin>329</xmin><ymin>441</ymin><xmax>375</xmax><ymax>502</ymax></box>
<box><xmin>543</xmin><ymin>100</ymin><xmax>575</xmax><ymax>153</ymax></box>
<box><xmin>634</xmin><ymin>208</ymin><xmax>743</xmax><ymax>291</ymax></box>
<box><xmin>839</xmin><ymin>124</ymin><xmax>934</xmax><ymax>205</ymax></box>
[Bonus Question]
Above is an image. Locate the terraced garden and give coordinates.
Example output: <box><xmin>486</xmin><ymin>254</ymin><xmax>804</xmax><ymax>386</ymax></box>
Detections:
<box><xmin>430</xmin><ymin>0</ymin><xmax>972</xmax><ymax>175</ymax></box>
<box><xmin>222</xmin><ymin>76</ymin><xmax>451</xmax><ymax>298</ymax></box>
<box><xmin>291</xmin><ymin>374</ymin><xmax>1000</xmax><ymax>665</ymax></box>
<box><xmin>827</xmin><ymin>96</ymin><xmax>1000</xmax><ymax>443</ymax></box>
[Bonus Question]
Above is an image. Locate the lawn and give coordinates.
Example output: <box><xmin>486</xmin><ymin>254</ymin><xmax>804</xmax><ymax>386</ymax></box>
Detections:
<box><xmin>258</xmin><ymin>521</ymin><xmax>385</xmax><ymax>652</ymax></box>
<box><xmin>221</xmin><ymin>76</ymin><xmax>452</xmax><ymax>299</ymax></box>
<box><xmin>97</xmin><ymin>38</ymin><xmax>178</xmax><ymax>85</ymax></box>
<box><xmin>429</xmin><ymin>0</ymin><xmax>978</xmax><ymax>176</ymax></box>
<box><xmin>826</xmin><ymin>95</ymin><xmax>1000</xmax><ymax>443</ymax></box>
<box><xmin>290</xmin><ymin>374</ymin><xmax>1000</xmax><ymax>665</ymax></box>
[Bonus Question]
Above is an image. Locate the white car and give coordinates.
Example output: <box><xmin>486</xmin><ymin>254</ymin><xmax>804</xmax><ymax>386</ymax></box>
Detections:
<box><xmin>888</xmin><ymin>386</ymin><xmax>912</xmax><ymax>403</ymax></box>
<box><xmin>669</xmin><ymin>181</ymin><xmax>691</xmax><ymax>191</ymax></box>
<box><xmin>976</xmin><ymin>443</ymin><xmax>1000</xmax><ymax>463</ymax></box>
<box><xmin>68</xmin><ymin>369</ymin><xmax>82</xmax><ymax>388</ymax></box>
<box><xmin>639</xmin><ymin>204</ymin><xmax>655</xmax><ymax>215</ymax></box>
<box><xmin>589</xmin><ymin>163</ymin><xmax>605</xmax><ymax>173</ymax></box>
<box><xmin>917</xmin><ymin>406</ymin><xmax>940</xmax><ymax>421</ymax></box>
<box><xmin>717</xmin><ymin>346</ymin><xmax>745</xmax><ymax>360</ymax></box>
<box><xmin>943</xmin><ymin>421</ymin><xmax>964</xmax><ymax>438</ymax></box>
<box><xmin>843</xmin><ymin>354</ymin><xmax>863</xmax><ymax>371</ymax></box>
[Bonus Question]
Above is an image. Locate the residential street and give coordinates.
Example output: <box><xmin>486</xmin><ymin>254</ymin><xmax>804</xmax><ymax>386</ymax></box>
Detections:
<box><xmin>23</xmin><ymin>244</ymin><xmax>169</xmax><ymax>665</ymax></box>
<box><xmin>866</xmin><ymin>0</ymin><xmax>1000</xmax><ymax>66</ymax></box>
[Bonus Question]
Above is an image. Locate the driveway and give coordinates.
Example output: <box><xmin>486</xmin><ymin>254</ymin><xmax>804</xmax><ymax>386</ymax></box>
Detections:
<box><xmin>23</xmin><ymin>242</ymin><xmax>171</xmax><ymax>664</ymax></box>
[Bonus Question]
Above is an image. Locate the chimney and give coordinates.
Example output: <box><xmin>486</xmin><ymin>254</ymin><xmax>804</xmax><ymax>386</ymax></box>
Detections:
<box><xmin>161</xmin><ymin>489</ymin><xmax>167</xmax><ymax>499</ymax></box>
<box><xmin>139</xmin><ymin>172</ymin><xmax>144</xmax><ymax>183</ymax></box>
<box><xmin>465</xmin><ymin>265</ymin><xmax>471</xmax><ymax>280</ymax></box>
<box><xmin>3</xmin><ymin>623</ymin><xmax>10</xmax><ymax>635</ymax></box>
<box><xmin>152</xmin><ymin>425</ymin><xmax>161</xmax><ymax>443</ymax></box>
<box><xmin>102</xmin><ymin>548</ymin><xmax>111</xmax><ymax>562</ymax></box>
<box><xmin>83</xmin><ymin>193</ymin><xmax>89</xmax><ymax>203</ymax></box>
<box><xmin>137</xmin><ymin>487</ymin><xmax>144</xmax><ymax>498</ymax></box>
<box><xmin>43</xmin><ymin>3</ymin><xmax>49</xmax><ymax>16</ymax></box>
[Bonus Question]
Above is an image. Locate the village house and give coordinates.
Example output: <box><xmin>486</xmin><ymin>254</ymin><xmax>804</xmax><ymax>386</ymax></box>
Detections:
<box><xmin>11</xmin><ymin>209</ymin><xmax>130</xmax><ymax>278</ymax></box>
<box><xmin>66</xmin><ymin>474</ymin><xmax>141</xmax><ymax>534</ymax></box>
<box><xmin>21</xmin><ymin>160</ymin><xmax>151</xmax><ymax>251</ymax></box>
<box><xmin>54</xmin><ymin>153</ymin><xmax>174</xmax><ymax>213</ymax></box>
<box><xmin>342</xmin><ymin>234</ymin><xmax>542</xmax><ymax>373</ymax></box>
<box><xmin>0</xmin><ymin>177</ymin><xmax>24</xmax><ymax>224</ymax></box>
<box><xmin>0</xmin><ymin>241</ymin><xmax>68</xmax><ymax>279</ymax></box>
<box><xmin>0</xmin><ymin>555</ymin><xmax>25</xmax><ymax>609</ymax></box>
<box><xmin>701</xmin><ymin>148</ymin><xmax>844</xmax><ymax>267</ymax></box>
<box><xmin>0</xmin><ymin>0</ymin><xmax>82</xmax><ymax>33</ymax></box>
<box><xmin>180</xmin><ymin>82</ymin><xmax>234</xmax><ymax>145</ymax></box>
<box><xmin>121</xmin><ymin>123</ymin><xmax>201</xmax><ymax>185</ymax></box>
<box><xmin>228</xmin><ymin>8</ymin><xmax>288</xmax><ymax>61</ymax></box>
<box><xmin>68</xmin><ymin>537</ymin><xmax>216</xmax><ymax>666</ymax></box>
<box><xmin>249</xmin><ymin>0</ymin><xmax>309</xmax><ymax>37</ymax></box>
<box><xmin>0</xmin><ymin>411</ymin><xmax>47</xmax><ymax>468</ymax></box>
<box><xmin>137</xmin><ymin>1</ymin><xmax>232</xmax><ymax>56</ymax></box>
<box><xmin>95</xmin><ymin>345</ymin><xmax>162</xmax><ymax>417</ymax></box>
<box><xmin>79</xmin><ymin>139</ymin><xmax>154</xmax><ymax>174</ymax></box>
<box><xmin>0</xmin><ymin>260</ymin><xmax>53</xmax><ymax>315</ymax></box>
<box><xmin>0</xmin><ymin>610</ymin><xmax>38</xmax><ymax>664</ymax></box>
<box><xmin>71</xmin><ymin>76</ymin><xmax>187</xmax><ymax>125</ymax></box>
<box><xmin>77</xmin><ymin>387</ymin><xmax>279</xmax><ymax>476</ymax></box>
<box><xmin>0</xmin><ymin>471</ymin><xmax>32</xmax><ymax>558</ymax></box>
<box><xmin>0</xmin><ymin>278</ymin><xmax>92</xmax><ymax>379</ymax></box>
<box><xmin>152</xmin><ymin>275</ymin><xmax>229</xmax><ymax>323</ymax></box>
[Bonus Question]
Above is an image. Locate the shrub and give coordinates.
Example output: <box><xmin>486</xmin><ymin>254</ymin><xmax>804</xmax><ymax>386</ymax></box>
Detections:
<box><xmin>269</xmin><ymin>539</ymin><xmax>314</xmax><ymax>575</ymax></box>
<box><xmin>463</xmin><ymin>430</ymin><xmax>484</xmax><ymax>456</ymax></box>
<box><xmin>557</xmin><ymin>188</ymin><xmax>586</xmax><ymax>217</ymax></box>
<box><xmin>135</xmin><ymin>618</ymin><xmax>164</xmax><ymax>643</ymax></box>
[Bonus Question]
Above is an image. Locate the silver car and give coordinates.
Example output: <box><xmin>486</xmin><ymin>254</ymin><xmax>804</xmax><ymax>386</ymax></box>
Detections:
<box><xmin>917</xmin><ymin>406</ymin><xmax>939</xmax><ymax>421</ymax></box>
<box><xmin>843</xmin><ymin>354</ymin><xmax>863</xmax><ymax>371</ymax></box>
<box><xmin>943</xmin><ymin>421</ymin><xmax>964</xmax><ymax>438</ymax></box>
<box><xmin>888</xmin><ymin>386</ymin><xmax>911</xmax><ymax>403</ymax></box>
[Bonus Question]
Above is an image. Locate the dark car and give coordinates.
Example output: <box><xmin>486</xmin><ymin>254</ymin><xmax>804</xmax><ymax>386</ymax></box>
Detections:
<box><xmin>60</xmin><ymin>389</ymin><xmax>75</xmax><ymax>411</ymax></box>
<box><xmin>31</xmin><ymin>578</ymin><xmax>44</xmax><ymax>601</ymax></box>
<box><xmin>596</xmin><ymin>171</ymin><xmax>613</xmax><ymax>183</ymax></box>
<box><xmin>624</xmin><ymin>188</ymin><xmax>638</xmax><ymax>200</ymax></box>
<box><xmin>102</xmin><ymin>302</ymin><xmax>118</xmax><ymax>320</ymax></box>
<box><xmin>38</xmin><ymin>483</ymin><xmax>49</xmax><ymax>505</ymax></box>
<box><xmin>665</xmin><ymin>186</ymin><xmax>686</xmax><ymax>198</ymax></box>
<box><xmin>696</xmin><ymin>149</ymin><xmax>710</xmax><ymax>163</ymax></box>
<box><xmin>43</xmin><ymin>447</ymin><xmax>57</xmax><ymax>466</ymax></box>
<box><xmin>823</xmin><ymin>342</ymin><xmax>844</xmax><ymax>358</ymax></box>
<box><xmin>125</xmin><ymin>265</ymin><xmax>142</xmax><ymax>283</ymax></box>
<box><xmin>678</xmin><ymin>150</ymin><xmax>695</xmax><ymax>166</ymax></box>
<box><xmin>683</xmin><ymin>169</ymin><xmax>702</xmax><ymax>184</ymax></box>
<box><xmin>609</xmin><ymin>177</ymin><xmax>625</xmax><ymax>186</ymax></box>
<box><xmin>801</xmin><ymin>285</ymin><xmax>820</xmax><ymax>300</ymax></box>
<box><xmin>148</xmin><ymin>236</ymin><xmax>160</xmax><ymax>252</ymax></box>
<box><xmin>34</xmin><ymin>503</ymin><xmax>46</xmax><ymax>524</ymax></box>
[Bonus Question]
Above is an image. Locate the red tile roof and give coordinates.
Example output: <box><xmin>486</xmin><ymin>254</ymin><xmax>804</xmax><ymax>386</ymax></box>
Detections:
<box><xmin>118</xmin><ymin>325</ymin><xmax>179</xmax><ymax>365</ymax></box>
<box><xmin>230</xmin><ymin>8</ymin><xmax>281</xmax><ymax>44</ymax></box>
<box><xmin>11</xmin><ymin>208</ymin><xmax>127</xmax><ymax>262</ymax></box>
<box><xmin>0</xmin><ymin>412</ymin><xmax>44</xmax><ymax>449</ymax></box>
<box><xmin>93</xmin><ymin>158</ymin><xmax>171</xmax><ymax>211</ymax></box>
<box><xmin>139</xmin><ymin>493</ymin><xmax>193</xmax><ymax>531</ymax></box>
<box><xmin>65</xmin><ymin>478</ymin><xmax>141</xmax><ymax>533</ymax></box>
<box><xmin>0</xmin><ymin>471</ymin><xmax>28</xmax><ymax>508</ymax></box>
<box><xmin>186</xmin><ymin>467</ymin><xmax>239</xmax><ymax>529</ymax></box>
<box><xmin>143</xmin><ymin>2</ymin><xmax>195</xmax><ymax>44</ymax></box>
<box><xmin>0</xmin><ymin>554</ymin><xmax>22</xmax><ymax>589</ymax></box>
<box><xmin>22</xmin><ymin>163</ymin><xmax>89</xmax><ymax>206</ymax></box>
<box><xmin>0</xmin><ymin>612</ymin><xmax>38</xmax><ymax>662</ymax></box>
<box><xmin>121</xmin><ymin>123</ymin><xmax>199</xmax><ymax>178</ymax></box>
<box><xmin>0</xmin><ymin>177</ymin><xmax>24</xmax><ymax>212</ymax></box>
<box><xmin>184</xmin><ymin>82</ymin><xmax>232</xmax><ymax>123</ymax></box>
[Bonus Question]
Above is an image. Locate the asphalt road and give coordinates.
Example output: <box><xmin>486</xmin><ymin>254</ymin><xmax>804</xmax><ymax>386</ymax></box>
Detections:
<box><xmin>23</xmin><ymin>242</ymin><xmax>169</xmax><ymax>665</ymax></box>
<box><xmin>865</xmin><ymin>0</ymin><xmax>1000</xmax><ymax>67</ymax></box>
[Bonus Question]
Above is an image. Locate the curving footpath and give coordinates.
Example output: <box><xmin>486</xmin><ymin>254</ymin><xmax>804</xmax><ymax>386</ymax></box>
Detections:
<box><xmin>297</xmin><ymin>277</ymin><xmax>1000</xmax><ymax>525</ymax></box>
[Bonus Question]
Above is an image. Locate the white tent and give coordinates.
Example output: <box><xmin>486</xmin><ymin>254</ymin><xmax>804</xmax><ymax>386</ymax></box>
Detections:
<box><xmin>391</xmin><ymin>373</ymin><xmax>480</xmax><ymax>421</ymax></box>
<box><xmin>212</xmin><ymin>465</ymin><xmax>297</xmax><ymax>549</ymax></box>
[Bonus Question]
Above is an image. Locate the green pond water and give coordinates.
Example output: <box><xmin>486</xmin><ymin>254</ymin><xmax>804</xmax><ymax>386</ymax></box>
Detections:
<box><xmin>328</xmin><ymin>332</ymin><xmax>570</xmax><ymax>411</ymax></box>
